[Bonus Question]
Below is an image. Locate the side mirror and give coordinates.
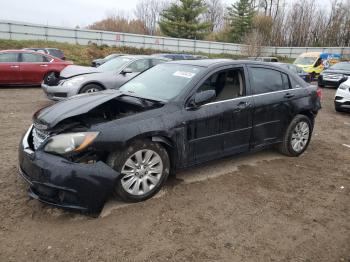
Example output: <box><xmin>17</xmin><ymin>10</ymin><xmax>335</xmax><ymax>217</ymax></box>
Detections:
<box><xmin>189</xmin><ymin>90</ymin><xmax>216</xmax><ymax>108</ymax></box>
<box><xmin>121</xmin><ymin>68</ymin><xmax>132</xmax><ymax>75</ymax></box>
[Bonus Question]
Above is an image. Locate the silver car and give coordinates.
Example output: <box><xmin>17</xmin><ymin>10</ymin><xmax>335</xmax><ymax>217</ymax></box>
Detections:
<box><xmin>41</xmin><ymin>55</ymin><xmax>169</xmax><ymax>100</ymax></box>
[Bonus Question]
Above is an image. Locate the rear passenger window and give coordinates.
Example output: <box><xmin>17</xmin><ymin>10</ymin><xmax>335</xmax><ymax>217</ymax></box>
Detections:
<box><xmin>22</xmin><ymin>53</ymin><xmax>48</xmax><ymax>62</ymax></box>
<box><xmin>0</xmin><ymin>52</ymin><xmax>19</xmax><ymax>62</ymax></box>
<box><xmin>250</xmin><ymin>68</ymin><xmax>287</xmax><ymax>94</ymax></box>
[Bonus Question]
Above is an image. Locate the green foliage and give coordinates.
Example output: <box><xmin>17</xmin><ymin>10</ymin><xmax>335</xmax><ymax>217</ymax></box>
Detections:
<box><xmin>159</xmin><ymin>0</ymin><xmax>212</xmax><ymax>40</ymax></box>
<box><xmin>227</xmin><ymin>0</ymin><xmax>255</xmax><ymax>43</ymax></box>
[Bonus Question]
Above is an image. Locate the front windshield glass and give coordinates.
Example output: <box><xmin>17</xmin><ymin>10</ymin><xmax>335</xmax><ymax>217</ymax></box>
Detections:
<box><xmin>97</xmin><ymin>57</ymin><xmax>131</xmax><ymax>72</ymax></box>
<box><xmin>329</xmin><ymin>62</ymin><xmax>350</xmax><ymax>70</ymax></box>
<box><xmin>294</xmin><ymin>57</ymin><xmax>317</xmax><ymax>65</ymax></box>
<box><xmin>119</xmin><ymin>63</ymin><xmax>203</xmax><ymax>101</ymax></box>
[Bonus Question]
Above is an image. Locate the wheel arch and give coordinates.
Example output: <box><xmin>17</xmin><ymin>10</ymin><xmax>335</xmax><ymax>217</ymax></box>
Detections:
<box><xmin>78</xmin><ymin>82</ymin><xmax>106</xmax><ymax>93</ymax></box>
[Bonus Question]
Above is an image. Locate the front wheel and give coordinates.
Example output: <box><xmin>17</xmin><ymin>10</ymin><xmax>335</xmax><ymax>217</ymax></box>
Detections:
<box><xmin>278</xmin><ymin>115</ymin><xmax>313</xmax><ymax>157</ymax></box>
<box><xmin>107</xmin><ymin>140</ymin><xmax>170</xmax><ymax>202</ymax></box>
<box><xmin>80</xmin><ymin>84</ymin><xmax>103</xmax><ymax>94</ymax></box>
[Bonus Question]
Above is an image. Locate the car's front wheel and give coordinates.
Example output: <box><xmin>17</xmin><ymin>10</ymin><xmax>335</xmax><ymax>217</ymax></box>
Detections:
<box><xmin>279</xmin><ymin>115</ymin><xmax>313</xmax><ymax>157</ymax></box>
<box><xmin>107</xmin><ymin>140</ymin><xmax>170</xmax><ymax>202</ymax></box>
<box><xmin>80</xmin><ymin>84</ymin><xmax>103</xmax><ymax>94</ymax></box>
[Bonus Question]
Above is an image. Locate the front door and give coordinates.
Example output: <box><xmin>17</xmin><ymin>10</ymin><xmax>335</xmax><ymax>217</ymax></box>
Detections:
<box><xmin>185</xmin><ymin>66</ymin><xmax>252</xmax><ymax>164</ymax></box>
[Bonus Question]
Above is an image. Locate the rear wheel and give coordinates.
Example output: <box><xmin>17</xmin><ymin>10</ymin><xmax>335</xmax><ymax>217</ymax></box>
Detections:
<box><xmin>80</xmin><ymin>84</ymin><xmax>103</xmax><ymax>94</ymax></box>
<box><xmin>107</xmin><ymin>140</ymin><xmax>170</xmax><ymax>202</ymax></box>
<box><xmin>279</xmin><ymin>115</ymin><xmax>313</xmax><ymax>157</ymax></box>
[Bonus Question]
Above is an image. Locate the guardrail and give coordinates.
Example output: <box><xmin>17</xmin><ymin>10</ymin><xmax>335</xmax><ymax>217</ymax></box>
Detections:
<box><xmin>0</xmin><ymin>20</ymin><xmax>349</xmax><ymax>58</ymax></box>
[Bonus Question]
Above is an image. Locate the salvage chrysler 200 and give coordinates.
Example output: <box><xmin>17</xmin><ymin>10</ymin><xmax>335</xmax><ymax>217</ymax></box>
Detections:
<box><xmin>19</xmin><ymin>60</ymin><xmax>321</xmax><ymax>213</ymax></box>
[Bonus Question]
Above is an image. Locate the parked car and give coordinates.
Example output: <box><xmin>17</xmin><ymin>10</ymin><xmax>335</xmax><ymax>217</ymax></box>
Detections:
<box><xmin>334</xmin><ymin>79</ymin><xmax>350</xmax><ymax>112</ymax></box>
<box><xmin>248</xmin><ymin>57</ymin><xmax>279</xmax><ymax>62</ymax></box>
<box><xmin>152</xmin><ymin>53</ymin><xmax>197</xmax><ymax>60</ymax></box>
<box><xmin>274</xmin><ymin>62</ymin><xmax>311</xmax><ymax>82</ymax></box>
<box><xmin>23</xmin><ymin>48</ymin><xmax>66</xmax><ymax>60</ymax></box>
<box><xmin>91</xmin><ymin>53</ymin><xmax>125</xmax><ymax>67</ymax></box>
<box><xmin>42</xmin><ymin>55</ymin><xmax>169</xmax><ymax>100</ymax></box>
<box><xmin>318</xmin><ymin>62</ymin><xmax>350</xmax><ymax>88</ymax></box>
<box><xmin>19</xmin><ymin>59</ymin><xmax>321</xmax><ymax>213</ymax></box>
<box><xmin>0</xmin><ymin>50</ymin><xmax>72</xmax><ymax>86</ymax></box>
<box><xmin>293</xmin><ymin>52</ymin><xmax>342</xmax><ymax>80</ymax></box>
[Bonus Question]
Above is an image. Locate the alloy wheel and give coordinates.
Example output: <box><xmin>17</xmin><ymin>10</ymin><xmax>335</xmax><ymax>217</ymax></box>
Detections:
<box><xmin>121</xmin><ymin>149</ymin><xmax>163</xmax><ymax>196</ymax></box>
<box><xmin>291</xmin><ymin>121</ymin><xmax>310</xmax><ymax>152</ymax></box>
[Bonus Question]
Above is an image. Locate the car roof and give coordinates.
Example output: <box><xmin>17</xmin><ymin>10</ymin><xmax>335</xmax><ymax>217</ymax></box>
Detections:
<box><xmin>120</xmin><ymin>55</ymin><xmax>169</xmax><ymax>61</ymax></box>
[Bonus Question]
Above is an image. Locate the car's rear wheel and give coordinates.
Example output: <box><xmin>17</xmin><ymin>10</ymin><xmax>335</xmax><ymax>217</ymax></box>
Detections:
<box><xmin>80</xmin><ymin>84</ymin><xmax>103</xmax><ymax>94</ymax></box>
<box><xmin>107</xmin><ymin>140</ymin><xmax>170</xmax><ymax>202</ymax></box>
<box><xmin>279</xmin><ymin>115</ymin><xmax>313</xmax><ymax>157</ymax></box>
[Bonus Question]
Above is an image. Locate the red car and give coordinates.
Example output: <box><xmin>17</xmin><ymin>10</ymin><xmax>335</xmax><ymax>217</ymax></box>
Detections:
<box><xmin>0</xmin><ymin>50</ymin><xmax>72</xmax><ymax>86</ymax></box>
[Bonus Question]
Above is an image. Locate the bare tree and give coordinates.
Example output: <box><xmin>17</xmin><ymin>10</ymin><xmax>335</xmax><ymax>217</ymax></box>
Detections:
<box><xmin>204</xmin><ymin>0</ymin><xmax>225</xmax><ymax>31</ymax></box>
<box><xmin>134</xmin><ymin>0</ymin><xmax>166</xmax><ymax>35</ymax></box>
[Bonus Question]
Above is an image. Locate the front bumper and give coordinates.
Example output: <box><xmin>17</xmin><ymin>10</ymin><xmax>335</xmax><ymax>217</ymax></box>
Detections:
<box><xmin>318</xmin><ymin>76</ymin><xmax>346</xmax><ymax>88</ymax></box>
<box><xmin>18</xmin><ymin>127</ymin><xmax>120</xmax><ymax>213</ymax></box>
<box><xmin>41</xmin><ymin>82</ymin><xmax>80</xmax><ymax>101</ymax></box>
<box><xmin>334</xmin><ymin>88</ymin><xmax>350</xmax><ymax>110</ymax></box>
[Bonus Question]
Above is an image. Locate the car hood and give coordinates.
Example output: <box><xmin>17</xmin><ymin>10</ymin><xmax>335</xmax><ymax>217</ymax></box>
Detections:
<box><xmin>33</xmin><ymin>90</ymin><xmax>123</xmax><ymax>129</ymax></box>
<box><xmin>60</xmin><ymin>65</ymin><xmax>101</xmax><ymax>78</ymax></box>
<box><xmin>322</xmin><ymin>69</ymin><xmax>350</xmax><ymax>75</ymax></box>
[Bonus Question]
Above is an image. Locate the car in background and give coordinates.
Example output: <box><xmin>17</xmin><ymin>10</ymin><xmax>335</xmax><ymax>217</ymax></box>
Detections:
<box><xmin>334</xmin><ymin>79</ymin><xmax>350</xmax><ymax>112</ymax></box>
<box><xmin>152</xmin><ymin>53</ymin><xmax>198</xmax><ymax>60</ymax></box>
<box><xmin>23</xmin><ymin>48</ymin><xmax>66</xmax><ymax>60</ymax></box>
<box><xmin>91</xmin><ymin>53</ymin><xmax>125</xmax><ymax>67</ymax></box>
<box><xmin>19</xmin><ymin>59</ymin><xmax>321</xmax><ymax>213</ymax></box>
<box><xmin>293</xmin><ymin>52</ymin><xmax>341</xmax><ymax>80</ymax></box>
<box><xmin>318</xmin><ymin>62</ymin><xmax>350</xmax><ymax>88</ymax></box>
<box><xmin>275</xmin><ymin>62</ymin><xmax>311</xmax><ymax>82</ymax></box>
<box><xmin>248</xmin><ymin>57</ymin><xmax>279</xmax><ymax>62</ymax></box>
<box><xmin>0</xmin><ymin>50</ymin><xmax>72</xmax><ymax>86</ymax></box>
<box><xmin>42</xmin><ymin>55</ymin><xmax>169</xmax><ymax>100</ymax></box>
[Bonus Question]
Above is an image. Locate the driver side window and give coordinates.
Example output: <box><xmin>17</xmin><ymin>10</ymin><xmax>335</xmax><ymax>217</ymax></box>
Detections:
<box><xmin>128</xmin><ymin>59</ymin><xmax>150</xmax><ymax>73</ymax></box>
<box><xmin>196</xmin><ymin>68</ymin><xmax>245</xmax><ymax>103</ymax></box>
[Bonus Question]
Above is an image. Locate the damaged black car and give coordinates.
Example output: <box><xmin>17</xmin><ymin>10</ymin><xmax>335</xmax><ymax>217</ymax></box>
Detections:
<box><xmin>19</xmin><ymin>60</ymin><xmax>321</xmax><ymax>213</ymax></box>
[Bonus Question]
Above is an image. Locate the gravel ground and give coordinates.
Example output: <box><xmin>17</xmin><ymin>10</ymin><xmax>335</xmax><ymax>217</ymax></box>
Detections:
<box><xmin>0</xmin><ymin>86</ymin><xmax>349</xmax><ymax>262</ymax></box>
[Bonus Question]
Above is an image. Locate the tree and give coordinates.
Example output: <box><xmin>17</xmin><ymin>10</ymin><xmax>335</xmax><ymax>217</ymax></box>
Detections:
<box><xmin>159</xmin><ymin>0</ymin><xmax>212</xmax><ymax>40</ymax></box>
<box><xmin>204</xmin><ymin>0</ymin><xmax>225</xmax><ymax>31</ymax></box>
<box><xmin>134</xmin><ymin>0</ymin><xmax>166</xmax><ymax>35</ymax></box>
<box><xmin>227</xmin><ymin>0</ymin><xmax>255</xmax><ymax>43</ymax></box>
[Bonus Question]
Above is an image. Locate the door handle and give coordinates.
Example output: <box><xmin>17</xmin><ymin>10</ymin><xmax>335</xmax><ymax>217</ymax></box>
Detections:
<box><xmin>40</xmin><ymin>64</ymin><xmax>48</xmax><ymax>67</ymax></box>
<box><xmin>284</xmin><ymin>93</ymin><xmax>295</xmax><ymax>99</ymax></box>
<box><xmin>233</xmin><ymin>101</ymin><xmax>249</xmax><ymax>112</ymax></box>
<box><xmin>10</xmin><ymin>65</ymin><xmax>19</xmax><ymax>68</ymax></box>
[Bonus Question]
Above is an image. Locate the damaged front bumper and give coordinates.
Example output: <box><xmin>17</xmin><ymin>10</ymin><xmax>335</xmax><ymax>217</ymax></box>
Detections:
<box><xmin>18</xmin><ymin>127</ymin><xmax>120</xmax><ymax>214</ymax></box>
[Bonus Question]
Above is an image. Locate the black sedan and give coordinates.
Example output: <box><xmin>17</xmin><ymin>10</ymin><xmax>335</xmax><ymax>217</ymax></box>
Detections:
<box><xmin>318</xmin><ymin>62</ymin><xmax>350</xmax><ymax>88</ymax></box>
<box><xmin>19</xmin><ymin>60</ymin><xmax>321</xmax><ymax>213</ymax></box>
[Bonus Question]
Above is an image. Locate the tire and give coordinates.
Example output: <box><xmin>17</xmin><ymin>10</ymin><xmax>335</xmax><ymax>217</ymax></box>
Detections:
<box><xmin>278</xmin><ymin>115</ymin><xmax>313</xmax><ymax>157</ymax></box>
<box><xmin>44</xmin><ymin>71</ymin><xmax>59</xmax><ymax>86</ymax></box>
<box><xmin>335</xmin><ymin>106</ymin><xmax>343</xmax><ymax>112</ymax></box>
<box><xmin>79</xmin><ymin>84</ymin><xmax>103</xmax><ymax>94</ymax></box>
<box><xmin>107</xmin><ymin>140</ymin><xmax>170</xmax><ymax>202</ymax></box>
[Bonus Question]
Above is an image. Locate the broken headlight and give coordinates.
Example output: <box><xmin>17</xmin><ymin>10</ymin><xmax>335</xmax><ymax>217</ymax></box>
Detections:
<box><xmin>44</xmin><ymin>132</ymin><xmax>99</xmax><ymax>155</ymax></box>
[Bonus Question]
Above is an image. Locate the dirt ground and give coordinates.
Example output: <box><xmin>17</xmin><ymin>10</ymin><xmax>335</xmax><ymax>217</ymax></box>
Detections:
<box><xmin>0</xmin><ymin>87</ymin><xmax>349</xmax><ymax>262</ymax></box>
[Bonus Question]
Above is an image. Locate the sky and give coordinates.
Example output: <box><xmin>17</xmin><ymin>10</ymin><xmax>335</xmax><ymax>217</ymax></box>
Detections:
<box><xmin>0</xmin><ymin>0</ymin><xmax>331</xmax><ymax>28</ymax></box>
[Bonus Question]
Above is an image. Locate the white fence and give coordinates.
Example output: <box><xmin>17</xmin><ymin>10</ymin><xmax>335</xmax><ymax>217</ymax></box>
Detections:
<box><xmin>0</xmin><ymin>20</ymin><xmax>349</xmax><ymax>58</ymax></box>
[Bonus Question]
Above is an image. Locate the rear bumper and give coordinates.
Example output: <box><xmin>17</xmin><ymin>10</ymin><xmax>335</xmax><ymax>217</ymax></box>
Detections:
<box><xmin>18</xmin><ymin>129</ymin><xmax>120</xmax><ymax>213</ymax></box>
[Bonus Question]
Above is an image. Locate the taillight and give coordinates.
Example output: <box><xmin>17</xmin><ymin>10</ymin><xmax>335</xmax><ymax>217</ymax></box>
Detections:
<box><xmin>316</xmin><ymin>88</ymin><xmax>322</xmax><ymax>99</ymax></box>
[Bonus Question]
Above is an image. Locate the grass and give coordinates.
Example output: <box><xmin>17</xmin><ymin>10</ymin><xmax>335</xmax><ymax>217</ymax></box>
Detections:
<box><xmin>0</xmin><ymin>39</ymin><xmax>293</xmax><ymax>65</ymax></box>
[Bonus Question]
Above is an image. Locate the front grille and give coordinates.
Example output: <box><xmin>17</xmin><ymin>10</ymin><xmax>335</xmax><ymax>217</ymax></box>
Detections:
<box><xmin>32</xmin><ymin>128</ymin><xmax>50</xmax><ymax>150</ymax></box>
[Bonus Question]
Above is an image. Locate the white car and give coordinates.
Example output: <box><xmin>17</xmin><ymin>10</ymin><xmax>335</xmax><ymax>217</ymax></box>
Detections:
<box><xmin>335</xmin><ymin>79</ymin><xmax>350</xmax><ymax>112</ymax></box>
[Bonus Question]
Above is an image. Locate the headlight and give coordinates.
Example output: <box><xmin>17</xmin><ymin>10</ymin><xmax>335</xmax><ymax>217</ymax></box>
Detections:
<box><xmin>339</xmin><ymin>83</ymin><xmax>349</xmax><ymax>90</ymax></box>
<box><xmin>62</xmin><ymin>77</ymin><xmax>85</xmax><ymax>87</ymax></box>
<box><xmin>44</xmin><ymin>132</ymin><xmax>99</xmax><ymax>155</ymax></box>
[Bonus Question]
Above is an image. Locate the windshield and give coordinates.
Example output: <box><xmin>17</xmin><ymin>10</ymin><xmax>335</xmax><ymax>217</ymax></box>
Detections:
<box><xmin>119</xmin><ymin>63</ymin><xmax>203</xmax><ymax>101</ymax></box>
<box><xmin>97</xmin><ymin>57</ymin><xmax>131</xmax><ymax>72</ymax></box>
<box><xmin>329</xmin><ymin>62</ymin><xmax>350</xmax><ymax>70</ymax></box>
<box><xmin>294</xmin><ymin>57</ymin><xmax>317</xmax><ymax>65</ymax></box>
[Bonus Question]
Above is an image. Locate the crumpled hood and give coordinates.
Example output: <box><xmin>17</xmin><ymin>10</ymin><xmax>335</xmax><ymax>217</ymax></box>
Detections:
<box><xmin>60</xmin><ymin>65</ymin><xmax>101</xmax><ymax>79</ymax></box>
<box><xmin>33</xmin><ymin>90</ymin><xmax>123</xmax><ymax>129</ymax></box>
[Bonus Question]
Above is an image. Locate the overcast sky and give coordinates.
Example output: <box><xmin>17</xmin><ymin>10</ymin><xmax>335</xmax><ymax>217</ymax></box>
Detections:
<box><xmin>0</xmin><ymin>0</ymin><xmax>331</xmax><ymax>28</ymax></box>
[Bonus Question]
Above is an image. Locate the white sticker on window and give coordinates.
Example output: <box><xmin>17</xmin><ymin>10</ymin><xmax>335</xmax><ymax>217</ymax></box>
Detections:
<box><xmin>173</xmin><ymin>71</ymin><xmax>196</xmax><ymax>78</ymax></box>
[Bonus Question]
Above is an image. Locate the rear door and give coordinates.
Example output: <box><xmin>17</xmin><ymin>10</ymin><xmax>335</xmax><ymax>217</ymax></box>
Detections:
<box><xmin>0</xmin><ymin>52</ymin><xmax>21</xmax><ymax>84</ymax></box>
<box><xmin>19</xmin><ymin>53</ymin><xmax>51</xmax><ymax>84</ymax></box>
<box><xmin>248</xmin><ymin>66</ymin><xmax>295</xmax><ymax>148</ymax></box>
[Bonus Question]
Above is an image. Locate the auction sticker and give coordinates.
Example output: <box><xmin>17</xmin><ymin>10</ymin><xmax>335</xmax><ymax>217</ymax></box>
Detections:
<box><xmin>173</xmin><ymin>71</ymin><xmax>196</xmax><ymax>78</ymax></box>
